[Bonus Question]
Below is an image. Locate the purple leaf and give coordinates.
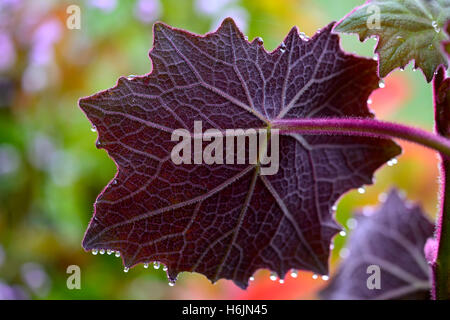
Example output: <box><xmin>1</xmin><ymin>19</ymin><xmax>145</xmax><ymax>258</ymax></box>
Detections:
<box><xmin>320</xmin><ymin>189</ymin><xmax>434</xmax><ymax>300</ymax></box>
<box><xmin>79</xmin><ymin>18</ymin><xmax>400</xmax><ymax>289</ymax></box>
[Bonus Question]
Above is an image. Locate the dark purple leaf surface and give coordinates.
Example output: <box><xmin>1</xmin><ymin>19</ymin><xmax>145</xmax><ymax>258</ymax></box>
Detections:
<box><xmin>79</xmin><ymin>18</ymin><xmax>400</xmax><ymax>288</ymax></box>
<box><xmin>321</xmin><ymin>190</ymin><xmax>433</xmax><ymax>300</ymax></box>
<box><xmin>444</xmin><ymin>21</ymin><xmax>450</xmax><ymax>58</ymax></box>
<box><xmin>434</xmin><ymin>66</ymin><xmax>450</xmax><ymax>137</ymax></box>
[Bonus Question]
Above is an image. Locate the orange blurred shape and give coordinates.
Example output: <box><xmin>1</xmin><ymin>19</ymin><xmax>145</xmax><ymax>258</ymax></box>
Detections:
<box><xmin>369</xmin><ymin>72</ymin><xmax>411</xmax><ymax>119</ymax></box>
<box><xmin>230</xmin><ymin>270</ymin><xmax>326</xmax><ymax>300</ymax></box>
<box><xmin>172</xmin><ymin>270</ymin><xmax>326</xmax><ymax>300</ymax></box>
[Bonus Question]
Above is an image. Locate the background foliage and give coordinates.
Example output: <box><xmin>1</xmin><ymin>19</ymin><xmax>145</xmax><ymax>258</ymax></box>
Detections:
<box><xmin>0</xmin><ymin>0</ymin><xmax>440</xmax><ymax>299</ymax></box>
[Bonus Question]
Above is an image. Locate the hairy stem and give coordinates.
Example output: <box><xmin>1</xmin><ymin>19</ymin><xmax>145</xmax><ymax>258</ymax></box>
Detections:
<box><xmin>432</xmin><ymin>68</ymin><xmax>450</xmax><ymax>300</ymax></box>
<box><xmin>272</xmin><ymin>118</ymin><xmax>450</xmax><ymax>158</ymax></box>
<box><xmin>434</xmin><ymin>160</ymin><xmax>450</xmax><ymax>299</ymax></box>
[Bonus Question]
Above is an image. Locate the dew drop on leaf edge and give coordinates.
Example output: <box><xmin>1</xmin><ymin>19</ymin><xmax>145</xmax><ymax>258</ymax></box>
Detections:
<box><xmin>432</xmin><ymin>21</ymin><xmax>440</xmax><ymax>33</ymax></box>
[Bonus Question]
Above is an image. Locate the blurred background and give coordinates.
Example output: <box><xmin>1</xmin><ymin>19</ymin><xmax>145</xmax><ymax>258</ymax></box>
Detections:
<box><xmin>0</xmin><ymin>0</ymin><xmax>441</xmax><ymax>299</ymax></box>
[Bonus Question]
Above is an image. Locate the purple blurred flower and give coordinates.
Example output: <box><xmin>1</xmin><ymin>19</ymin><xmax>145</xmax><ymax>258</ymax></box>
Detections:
<box><xmin>0</xmin><ymin>144</ymin><xmax>19</xmax><ymax>175</ymax></box>
<box><xmin>21</xmin><ymin>262</ymin><xmax>50</xmax><ymax>296</ymax></box>
<box><xmin>212</xmin><ymin>6</ymin><xmax>248</xmax><ymax>32</ymax></box>
<box><xmin>134</xmin><ymin>0</ymin><xmax>161</xmax><ymax>24</ymax></box>
<box><xmin>22</xmin><ymin>64</ymin><xmax>48</xmax><ymax>93</ymax></box>
<box><xmin>0</xmin><ymin>282</ymin><xmax>28</xmax><ymax>300</ymax></box>
<box><xmin>0</xmin><ymin>32</ymin><xmax>15</xmax><ymax>71</ymax></box>
<box><xmin>27</xmin><ymin>134</ymin><xmax>55</xmax><ymax>169</ymax></box>
<box><xmin>88</xmin><ymin>0</ymin><xmax>117</xmax><ymax>12</ymax></box>
<box><xmin>0</xmin><ymin>0</ymin><xmax>22</xmax><ymax>13</ymax></box>
<box><xmin>195</xmin><ymin>0</ymin><xmax>235</xmax><ymax>15</ymax></box>
<box><xmin>30</xmin><ymin>19</ymin><xmax>62</xmax><ymax>66</ymax></box>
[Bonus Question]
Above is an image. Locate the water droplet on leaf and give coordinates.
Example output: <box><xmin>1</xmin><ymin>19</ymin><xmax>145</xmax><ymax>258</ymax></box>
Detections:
<box><xmin>378</xmin><ymin>80</ymin><xmax>385</xmax><ymax>88</ymax></box>
<box><xmin>99</xmin><ymin>249</ymin><xmax>105</xmax><ymax>255</ymax></box>
<box><xmin>299</xmin><ymin>32</ymin><xmax>309</xmax><ymax>41</ymax></box>
<box><xmin>144</xmin><ymin>263</ymin><xmax>149</xmax><ymax>269</ymax></box>
<box><xmin>290</xmin><ymin>270</ymin><xmax>298</xmax><ymax>278</ymax></box>
<box><xmin>92</xmin><ymin>249</ymin><xmax>98</xmax><ymax>255</ymax></box>
<box><xmin>340</xmin><ymin>230</ymin><xmax>347</xmax><ymax>237</ymax></box>
<box><xmin>269</xmin><ymin>272</ymin><xmax>277</xmax><ymax>281</ymax></box>
<box><xmin>322</xmin><ymin>275</ymin><xmax>329</xmax><ymax>281</ymax></box>
<box><xmin>115</xmin><ymin>251</ymin><xmax>120</xmax><ymax>258</ymax></box>
<box><xmin>312</xmin><ymin>274</ymin><xmax>318</xmax><ymax>279</ymax></box>
<box><xmin>432</xmin><ymin>21</ymin><xmax>440</xmax><ymax>33</ymax></box>
<box><xmin>107</xmin><ymin>249</ymin><xmax>113</xmax><ymax>255</ymax></box>
<box><xmin>124</xmin><ymin>267</ymin><xmax>129</xmax><ymax>273</ymax></box>
<box><xmin>358</xmin><ymin>187</ymin><xmax>366</xmax><ymax>194</ymax></box>
<box><xmin>91</xmin><ymin>126</ymin><xmax>97</xmax><ymax>132</ymax></box>
<box><xmin>387</xmin><ymin>158</ymin><xmax>398</xmax><ymax>166</ymax></box>
<box><xmin>153</xmin><ymin>261</ymin><xmax>160</xmax><ymax>269</ymax></box>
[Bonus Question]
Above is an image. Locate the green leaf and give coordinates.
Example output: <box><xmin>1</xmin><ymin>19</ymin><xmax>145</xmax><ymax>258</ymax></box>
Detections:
<box><xmin>335</xmin><ymin>0</ymin><xmax>450</xmax><ymax>82</ymax></box>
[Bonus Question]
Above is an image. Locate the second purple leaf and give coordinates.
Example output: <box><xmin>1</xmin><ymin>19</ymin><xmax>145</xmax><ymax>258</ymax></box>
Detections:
<box><xmin>321</xmin><ymin>189</ymin><xmax>434</xmax><ymax>300</ymax></box>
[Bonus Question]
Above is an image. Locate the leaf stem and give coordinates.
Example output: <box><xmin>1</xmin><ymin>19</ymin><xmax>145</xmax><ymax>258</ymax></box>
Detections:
<box><xmin>434</xmin><ymin>159</ymin><xmax>450</xmax><ymax>299</ymax></box>
<box><xmin>272</xmin><ymin>118</ymin><xmax>450</xmax><ymax>158</ymax></box>
<box><xmin>432</xmin><ymin>68</ymin><xmax>450</xmax><ymax>300</ymax></box>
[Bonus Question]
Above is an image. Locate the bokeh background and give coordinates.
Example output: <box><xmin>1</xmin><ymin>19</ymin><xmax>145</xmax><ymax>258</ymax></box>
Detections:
<box><xmin>0</xmin><ymin>0</ymin><xmax>441</xmax><ymax>299</ymax></box>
